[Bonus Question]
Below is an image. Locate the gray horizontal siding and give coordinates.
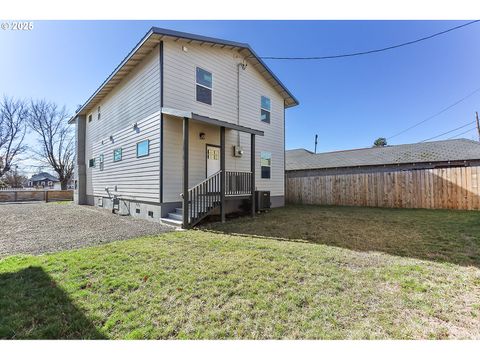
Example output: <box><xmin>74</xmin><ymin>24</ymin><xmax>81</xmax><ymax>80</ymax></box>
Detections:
<box><xmin>163</xmin><ymin>40</ymin><xmax>285</xmax><ymax>197</ymax></box>
<box><xmin>85</xmin><ymin>45</ymin><xmax>160</xmax><ymax>201</ymax></box>
<box><xmin>91</xmin><ymin>112</ymin><xmax>160</xmax><ymax>203</ymax></box>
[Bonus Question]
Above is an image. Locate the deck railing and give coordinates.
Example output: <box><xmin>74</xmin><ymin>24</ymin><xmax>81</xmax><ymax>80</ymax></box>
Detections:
<box><xmin>184</xmin><ymin>170</ymin><xmax>253</xmax><ymax>227</ymax></box>
<box><xmin>225</xmin><ymin>171</ymin><xmax>252</xmax><ymax>196</ymax></box>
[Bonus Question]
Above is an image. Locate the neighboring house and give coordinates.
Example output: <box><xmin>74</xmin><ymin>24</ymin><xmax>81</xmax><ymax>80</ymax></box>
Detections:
<box><xmin>286</xmin><ymin>139</ymin><xmax>480</xmax><ymax>210</ymax></box>
<box><xmin>26</xmin><ymin>172</ymin><xmax>61</xmax><ymax>190</ymax></box>
<box><xmin>70</xmin><ymin>27</ymin><xmax>299</xmax><ymax>228</ymax></box>
<box><xmin>286</xmin><ymin>139</ymin><xmax>480</xmax><ymax>174</ymax></box>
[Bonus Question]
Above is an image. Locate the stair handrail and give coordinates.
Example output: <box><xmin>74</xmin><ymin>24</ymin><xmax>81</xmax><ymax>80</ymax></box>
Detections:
<box><xmin>188</xmin><ymin>170</ymin><xmax>222</xmax><ymax>192</ymax></box>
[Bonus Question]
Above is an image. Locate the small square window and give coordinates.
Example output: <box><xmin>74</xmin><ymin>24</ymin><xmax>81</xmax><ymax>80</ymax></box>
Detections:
<box><xmin>261</xmin><ymin>96</ymin><xmax>271</xmax><ymax>123</ymax></box>
<box><xmin>136</xmin><ymin>140</ymin><xmax>150</xmax><ymax>158</ymax></box>
<box><xmin>89</xmin><ymin>158</ymin><xmax>95</xmax><ymax>168</ymax></box>
<box><xmin>88</xmin><ymin>114</ymin><xmax>92</xmax><ymax>123</ymax></box>
<box><xmin>260</xmin><ymin>152</ymin><xmax>272</xmax><ymax>179</ymax></box>
<box><xmin>113</xmin><ymin>148</ymin><xmax>122</xmax><ymax>162</ymax></box>
<box><xmin>148</xmin><ymin>211</ymin><xmax>154</xmax><ymax>218</ymax></box>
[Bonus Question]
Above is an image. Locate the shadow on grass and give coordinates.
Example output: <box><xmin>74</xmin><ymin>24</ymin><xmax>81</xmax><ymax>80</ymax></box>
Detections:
<box><xmin>0</xmin><ymin>266</ymin><xmax>104</xmax><ymax>339</ymax></box>
<box><xmin>202</xmin><ymin>205</ymin><xmax>480</xmax><ymax>269</ymax></box>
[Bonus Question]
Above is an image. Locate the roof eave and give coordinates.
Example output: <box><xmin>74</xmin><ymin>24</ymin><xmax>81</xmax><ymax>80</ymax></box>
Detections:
<box><xmin>69</xmin><ymin>27</ymin><xmax>299</xmax><ymax>124</ymax></box>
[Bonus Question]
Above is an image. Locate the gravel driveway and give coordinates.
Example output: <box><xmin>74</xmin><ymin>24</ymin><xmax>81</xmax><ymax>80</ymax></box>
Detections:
<box><xmin>0</xmin><ymin>202</ymin><xmax>173</xmax><ymax>257</ymax></box>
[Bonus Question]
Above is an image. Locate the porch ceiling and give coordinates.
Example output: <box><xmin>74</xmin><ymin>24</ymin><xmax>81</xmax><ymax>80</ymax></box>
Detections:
<box><xmin>161</xmin><ymin>107</ymin><xmax>264</xmax><ymax>136</ymax></box>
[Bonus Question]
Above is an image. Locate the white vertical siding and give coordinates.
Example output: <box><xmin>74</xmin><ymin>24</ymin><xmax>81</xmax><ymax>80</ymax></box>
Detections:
<box><xmin>163</xmin><ymin>40</ymin><xmax>285</xmax><ymax>198</ymax></box>
<box><xmin>85</xmin><ymin>45</ymin><xmax>160</xmax><ymax>199</ymax></box>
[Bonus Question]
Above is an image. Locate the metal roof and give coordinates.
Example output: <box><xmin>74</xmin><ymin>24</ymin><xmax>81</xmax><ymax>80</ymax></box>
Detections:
<box><xmin>69</xmin><ymin>27</ymin><xmax>298</xmax><ymax>123</ymax></box>
<box><xmin>286</xmin><ymin>139</ymin><xmax>480</xmax><ymax>171</ymax></box>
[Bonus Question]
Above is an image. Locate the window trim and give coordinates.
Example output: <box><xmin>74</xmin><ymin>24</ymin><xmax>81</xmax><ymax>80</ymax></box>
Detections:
<box><xmin>260</xmin><ymin>96</ymin><xmax>271</xmax><ymax>124</ymax></box>
<box><xmin>136</xmin><ymin>140</ymin><xmax>150</xmax><ymax>158</ymax></box>
<box><xmin>99</xmin><ymin>154</ymin><xmax>104</xmax><ymax>171</ymax></box>
<box><xmin>260</xmin><ymin>151</ymin><xmax>272</xmax><ymax>179</ymax></box>
<box><xmin>195</xmin><ymin>66</ymin><xmax>213</xmax><ymax>105</ymax></box>
<box><xmin>113</xmin><ymin>147</ymin><xmax>123</xmax><ymax>162</ymax></box>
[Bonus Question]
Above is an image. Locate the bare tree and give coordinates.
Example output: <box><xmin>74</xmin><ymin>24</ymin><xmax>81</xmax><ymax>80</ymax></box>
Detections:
<box><xmin>0</xmin><ymin>96</ymin><xmax>28</xmax><ymax>177</ymax></box>
<box><xmin>3</xmin><ymin>165</ymin><xmax>28</xmax><ymax>188</ymax></box>
<box><xmin>28</xmin><ymin>100</ymin><xmax>74</xmax><ymax>190</ymax></box>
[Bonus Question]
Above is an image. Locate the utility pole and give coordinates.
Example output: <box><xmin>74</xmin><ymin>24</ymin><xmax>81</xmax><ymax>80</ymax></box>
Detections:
<box><xmin>476</xmin><ymin>112</ymin><xmax>480</xmax><ymax>141</ymax></box>
<box><xmin>314</xmin><ymin>134</ymin><xmax>318</xmax><ymax>153</ymax></box>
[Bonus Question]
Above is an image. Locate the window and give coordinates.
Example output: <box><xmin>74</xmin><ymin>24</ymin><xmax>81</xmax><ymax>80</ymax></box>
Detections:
<box><xmin>261</xmin><ymin>152</ymin><xmax>272</xmax><ymax>179</ymax></box>
<box><xmin>196</xmin><ymin>67</ymin><xmax>212</xmax><ymax>105</ymax></box>
<box><xmin>261</xmin><ymin>96</ymin><xmax>271</xmax><ymax>123</ymax></box>
<box><xmin>113</xmin><ymin>148</ymin><xmax>122</xmax><ymax>162</ymax></box>
<box><xmin>88</xmin><ymin>114</ymin><xmax>92</xmax><ymax>123</ymax></box>
<box><xmin>89</xmin><ymin>158</ymin><xmax>95</xmax><ymax>168</ymax></box>
<box><xmin>97</xmin><ymin>106</ymin><xmax>101</xmax><ymax>120</ymax></box>
<box><xmin>136</xmin><ymin>140</ymin><xmax>150</xmax><ymax>158</ymax></box>
<box><xmin>99</xmin><ymin>154</ymin><xmax>104</xmax><ymax>171</ymax></box>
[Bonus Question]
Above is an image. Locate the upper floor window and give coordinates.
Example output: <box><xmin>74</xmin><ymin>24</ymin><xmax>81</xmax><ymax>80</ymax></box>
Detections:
<box><xmin>261</xmin><ymin>96</ymin><xmax>271</xmax><ymax>123</ymax></box>
<box><xmin>89</xmin><ymin>158</ymin><xmax>95</xmax><ymax>168</ymax></box>
<box><xmin>136</xmin><ymin>140</ymin><xmax>150</xmax><ymax>158</ymax></box>
<box><xmin>97</xmin><ymin>106</ymin><xmax>101</xmax><ymax>120</ymax></box>
<box><xmin>196</xmin><ymin>67</ymin><xmax>212</xmax><ymax>105</ymax></box>
<box><xmin>88</xmin><ymin>114</ymin><xmax>92</xmax><ymax>123</ymax></box>
<box><xmin>261</xmin><ymin>152</ymin><xmax>272</xmax><ymax>179</ymax></box>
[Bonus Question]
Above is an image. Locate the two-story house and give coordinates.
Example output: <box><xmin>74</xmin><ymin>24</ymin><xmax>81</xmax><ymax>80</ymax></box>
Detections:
<box><xmin>70</xmin><ymin>27</ymin><xmax>298</xmax><ymax>228</ymax></box>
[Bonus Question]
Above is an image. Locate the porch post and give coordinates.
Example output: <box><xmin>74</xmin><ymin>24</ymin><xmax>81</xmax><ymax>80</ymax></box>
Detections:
<box><xmin>220</xmin><ymin>126</ymin><xmax>226</xmax><ymax>222</ymax></box>
<box><xmin>183</xmin><ymin>117</ymin><xmax>189</xmax><ymax>228</ymax></box>
<box><xmin>251</xmin><ymin>133</ymin><xmax>256</xmax><ymax>217</ymax></box>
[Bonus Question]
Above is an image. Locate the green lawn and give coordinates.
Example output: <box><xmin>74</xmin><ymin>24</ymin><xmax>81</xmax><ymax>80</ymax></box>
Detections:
<box><xmin>1</xmin><ymin>205</ymin><xmax>480</xmax><ymax>339</ymax></box>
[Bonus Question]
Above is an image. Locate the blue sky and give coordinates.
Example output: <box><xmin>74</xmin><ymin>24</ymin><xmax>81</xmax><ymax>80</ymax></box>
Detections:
<box><xmin>1</xmin><ymin>20</ymin><xmax>480</xmax><ymax>160</ymax></box>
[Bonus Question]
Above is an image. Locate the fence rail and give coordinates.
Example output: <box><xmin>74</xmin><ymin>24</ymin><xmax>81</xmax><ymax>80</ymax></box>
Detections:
<box><xmin>286</xmin><ymin>166</ymin><xmax>480</xmax><ymax>211</ymax></box>
<box><xmin>0</xmin><ymin>190</ymin><xmax>73</xmax><ymax>203</ymax></box>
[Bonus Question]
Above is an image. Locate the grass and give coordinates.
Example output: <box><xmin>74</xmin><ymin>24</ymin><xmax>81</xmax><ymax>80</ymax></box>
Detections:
<box><xmin>1</xmin><ymin>205</ymin><xmax>480</xmax><ymax>339</ymax></box>
<box><xmin>204</xmin><ymin>205</ymin><xmax>480</xmax><ymax>268</ymax></box>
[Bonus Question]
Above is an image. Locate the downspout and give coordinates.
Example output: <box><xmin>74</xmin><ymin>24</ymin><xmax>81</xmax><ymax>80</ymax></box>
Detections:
<box><xmin>236</xmin><ymin>60</ymin><xmax>247</xmax><ymax>147</ymax></box>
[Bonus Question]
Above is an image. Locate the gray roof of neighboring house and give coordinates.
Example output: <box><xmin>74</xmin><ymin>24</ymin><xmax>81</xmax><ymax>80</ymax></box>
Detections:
<box><xmin>286</xmin><ymin>139</ymin><xmax>480</xmax><ymax>171</ymax></box>
<box><xmin>70</xmin><ymin>27</ymin><xmax>298</xmax><ymax>123</ymax></box>
<box><xmin>29</xmin><ymin>172</ymin><xmax>59</xmax><ymax>182</ymax></box>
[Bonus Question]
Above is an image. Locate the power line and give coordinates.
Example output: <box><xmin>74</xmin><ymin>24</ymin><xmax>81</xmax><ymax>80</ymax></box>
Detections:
<box><xmin>387</xmin><ymin>86</ymin><xmax>480</xmax><ymax>140</ymax></box>
<box><xmin>259</xmin><ymin>20</ymin><xmax>480</xmax><ymax>60</ymax></box>
<box><xmin>420</xmin><ymin>121</ymin><xmax>476</xmax><ymax>142</ymax></box>
<box><xmin>446</xmin><ymin>126</ymin><xmax>477</xmax><ymax>140</ymax></box>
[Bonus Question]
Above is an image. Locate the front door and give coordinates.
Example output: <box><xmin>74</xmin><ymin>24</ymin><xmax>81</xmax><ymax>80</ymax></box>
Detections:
<box><xmin>206</xmin><ymin>145</ymin><xmax>221</xmax><ymax>177</ymax></box>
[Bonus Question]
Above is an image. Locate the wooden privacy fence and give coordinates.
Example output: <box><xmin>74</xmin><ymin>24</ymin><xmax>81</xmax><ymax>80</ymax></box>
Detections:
<box><xmin>0</xmin><ymin>189</ymin><xmax>73</xmax><ymax>203</ymax></box>
<box><xmin>286</xmin><ymin>166</ymin><xmax>480</xmax><ymax>211</ymax></box>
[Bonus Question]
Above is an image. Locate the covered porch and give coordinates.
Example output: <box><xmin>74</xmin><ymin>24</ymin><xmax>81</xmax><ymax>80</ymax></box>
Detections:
<box><xmin>161</xmin><ymin>108</ymin><xmax>264</xmax><ymax>228</ymax></box>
